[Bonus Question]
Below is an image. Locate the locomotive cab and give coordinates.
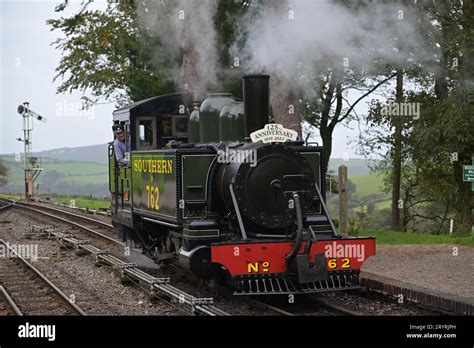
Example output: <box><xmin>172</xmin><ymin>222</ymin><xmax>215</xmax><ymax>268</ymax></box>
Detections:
<box><xmin>108</xmin><ymin>93</ymin><xmax>193</xmax><ymax>235</ymax></box>
<box><xmin>112</xmin><ymin>93</ymin><xmax>194</xmax><ymax>151</ymax></box>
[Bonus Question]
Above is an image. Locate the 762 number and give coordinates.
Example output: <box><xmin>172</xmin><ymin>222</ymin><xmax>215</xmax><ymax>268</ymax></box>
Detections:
<box><xmin>145</xmin><ymin>185</ymin><xmax>160</xmax><ymax>211</ymax></box>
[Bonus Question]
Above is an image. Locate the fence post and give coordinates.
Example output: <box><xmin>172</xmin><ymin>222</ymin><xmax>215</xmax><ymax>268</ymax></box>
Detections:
<box><xmin>338</xmin><ymin>164</ymin><xmax>348</xmax><ymax>235</ymax></box>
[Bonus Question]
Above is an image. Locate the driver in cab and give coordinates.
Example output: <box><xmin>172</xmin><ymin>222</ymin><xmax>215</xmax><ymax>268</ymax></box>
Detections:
<box><xmin>113</xmin><ymin>125</ymin><xmax>131</xmax><ymax>166</ymax></box>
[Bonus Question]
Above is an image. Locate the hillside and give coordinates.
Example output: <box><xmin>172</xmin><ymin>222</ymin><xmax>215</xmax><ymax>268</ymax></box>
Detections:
<box><xmin>34</xmin><ymin>144</ymin><xmax>110</xmax><ymax>165</ymax></box>
<box><xmin>350</xmin><ymin>172</ymin><xmax>385</xmax><ymax>196</ymax></box>
<box><xmin>350</xmin><ymin>172</ymin><xmax>390</xmax><ymax>208</ymax></box>
<box><xmin>0</xmin><ymin>155</ymin><xmax>109</xmax><ymax>197</ymax></box>
<box><xmin>328</xmin><ymin>158</ymin><xmax>373</xmax><ymax>176</ymax></box>
<box><xmin>2</xmin><ymin>144</ymin><xmax>110</xmax><ymax>166</ymax></box>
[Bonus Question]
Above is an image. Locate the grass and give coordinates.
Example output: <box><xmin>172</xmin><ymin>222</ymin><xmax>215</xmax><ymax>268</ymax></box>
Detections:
<box><xmin>0</xmin><ymin>193</ymin><xmax>24</xmax><ymax>200</ymax></box>
<box><xmin>0</xmin><ymin>194</ymin><xmax>110</xmax><ymax>210</ymax></box>
<box><xmin>357</xmin><ymin>230</ymin><xmax>474</xmax><ymax>247</ymax></box>
<box><xmin>50</xmin><ymin>196</ymin><xmax>110</xmax><ymax>210</ymax></box>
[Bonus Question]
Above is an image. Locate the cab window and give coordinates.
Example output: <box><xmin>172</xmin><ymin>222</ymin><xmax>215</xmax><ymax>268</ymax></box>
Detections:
<box><xmin>135</xmin><ymin>117</ymin><xmax>156</xmax><ymax>150</ymax></box>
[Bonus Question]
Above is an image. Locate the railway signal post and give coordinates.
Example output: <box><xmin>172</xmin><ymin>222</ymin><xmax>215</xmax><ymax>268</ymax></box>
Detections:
<box><xmin>16</xmin><ymin>102</ymin><xmax>47</xmax><ymax>200</ymax></box>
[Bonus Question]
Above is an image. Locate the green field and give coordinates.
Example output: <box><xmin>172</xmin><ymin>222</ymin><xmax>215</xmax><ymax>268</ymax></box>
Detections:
<box><xmin>0</xmin><ymin>193</ymin><xmax>110</xmax><ymax>210</ymax></box>
<box><xmin>0</xmin><ymin>193</ymin><xmax>24</xmax><ymax>200</ymax></box>
<box><xmin>349</xmin><ymin>172</ymin><xmax>385</xmax><ymax>197</ymax></box>
<box><xmin>67</xmin><ymin>174</ymin><xmax>109</xmax><ymax>185</ymax></box>
<box><xmin>0</xmin><ymin>156</ymin><xmax>108</xmax><ymax>197</ymax></box>
<box><xmin>358</xmin><ymin>230</ymin><xmax>474</xmax><ymax>247</ymax></box>
<box><xmin>1</xmin><ymin>156</ymin><xmax>107</xmax><ymax>179</ymax></box>
<box><xmin>50</xmin><ymin>195</ymin><xmax>110</xmax><ymax>209</ymax></box>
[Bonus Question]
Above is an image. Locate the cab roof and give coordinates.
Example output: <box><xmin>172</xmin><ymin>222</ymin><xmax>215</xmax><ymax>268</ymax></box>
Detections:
<box><xmin>112</xmin><ymin>92</ymin><xmax>193</xmax><ymax>122</ymax></box>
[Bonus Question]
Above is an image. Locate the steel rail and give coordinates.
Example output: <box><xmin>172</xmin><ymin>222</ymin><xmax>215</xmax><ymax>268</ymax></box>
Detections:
<box><xmin>309</xmin><ymin>297</ymin><xmax>363</xmax><ymax>316</ymax></box>
<box><xmin>0</xmin><ymin>285</ymin><xmax>23</xmax><ymax>315</ymax></box>
<box><xmin>6</xmin><ymin>199</ymin><xmax>229</xmax><ymax>316</ymax></box>
<box><xmin>5</xmin><ymin>199</ymin><xmax>368</xmax><ymax>316</ymax></box>
<box><xmin>0</xmin><ymin>239</ymin><xmax>86</xmax><ymax>316</ymax></box>
<box><xmin>251</xmin><ymin>300</ymin><xmax>295</xmax><ymax>316</ymax></box>
<box><xmin>19</xmin><ymin>201</ymin><xmax>114</xmax><ymax>230</ymax></box>
<box><xmin>10</xmin><ymin>202</ymin><xmax>125</xmax><ymax>247</ymax></box>
<box><xmin>242</xmin><ymin>293</ymin><xmax>364</xmax><ymax>316</ymax></box>
<box><xmin>34</xmin><ymin>226</ymin><xmax>229</xmax><ymax>316</ymax></box>
<box><xmin>0</xmin><ymin>203</ymin><xmax>13</xmax><ymax>211</ymax></box>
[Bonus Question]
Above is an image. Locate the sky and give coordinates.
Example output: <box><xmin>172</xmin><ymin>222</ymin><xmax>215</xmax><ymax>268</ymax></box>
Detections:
<box><xmin>0</xmin><ymin>0</ymin><xmax>367</xmax><ymax>158</ymax></box>
<box><xmin>0</xmin><ymin>0</ymin><xmax>115</xmax><ymax>156</ymax></box>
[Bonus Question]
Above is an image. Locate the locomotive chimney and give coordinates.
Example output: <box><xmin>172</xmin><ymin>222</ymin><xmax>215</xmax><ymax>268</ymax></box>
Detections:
<box><xmin>243</xmin><ymin>74</ymin><xmax>270</xmax><ymax>139</ymax></box>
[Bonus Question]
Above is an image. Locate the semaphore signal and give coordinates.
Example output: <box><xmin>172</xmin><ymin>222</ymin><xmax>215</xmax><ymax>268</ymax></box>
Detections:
<box><xmin>16</xmin><ymin>102</ymin><xmax>47</xmax><ymax>200</ymax></box>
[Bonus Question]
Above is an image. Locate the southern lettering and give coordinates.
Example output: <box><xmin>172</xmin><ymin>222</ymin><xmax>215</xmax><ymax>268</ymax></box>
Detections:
<box><xmin>133</xmin><ymin>159</ymin><xmax>173</xmax><ymax>174</ymax></box>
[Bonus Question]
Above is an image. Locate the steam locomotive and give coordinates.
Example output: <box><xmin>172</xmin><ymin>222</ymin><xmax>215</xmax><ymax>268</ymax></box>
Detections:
<box><xmin>109</xmin><ymin>75</ymin><xmax>375</xmax><ymax>295</ymax></box>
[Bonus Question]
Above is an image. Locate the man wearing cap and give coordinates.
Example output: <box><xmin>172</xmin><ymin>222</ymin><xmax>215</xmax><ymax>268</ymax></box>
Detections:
<box><xmin>113</xmin><ymin>126</ymin><xmax>131</xmax><ymax>166</ymax></box>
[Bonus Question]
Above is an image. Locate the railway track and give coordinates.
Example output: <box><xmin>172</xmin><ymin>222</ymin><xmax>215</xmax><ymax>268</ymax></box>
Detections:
<box><xmin>31</xmin><ymin>225</ymin><xmax>228</xmax><ymax>316</ymax></box>
<box><xmin>0</xmin><ymin>239</ymin><xmax>86</xmax><ymax>316</ymax></box>
<box><xmin>308</xmin><ymin>296</ymin><xmax>365</xmax><ymax>315</ymax></box>
<box><xmin>3</xmin><ymin>199</ymin><xmax>119</xmax><ymax>245</ymax></box>
<box><xmin>0</xmin><ymin>201</ymin><xmax>14</xmax><ymax>212</ymax></box>
<box><xmin>0</xmin><ymin>285</ymin><xmax>23</xmax><ymax>315</ymax></box>
<box><xmin>256</xmin><ymin>289</ymin><xmax>444</xmax><ymax>316</ymax></box>
<box><xmin>0</xmin><ymin>199</ymin><xmax>441</xmax><ymax>317</ymax></box>
<box><xmin>201</xmin><ymin>275</ymin><xmax>365</xmax><ymax>316</ymax></box>
<box><xmin>0</xmin><ymin>199</ymin><xmax>421</xmax><ymax>316</ymax></box>
<box><xmin>0</xmin><ymin>199</ymin><xmax>229</xmax><ymax>316</ymax></box>
<box><xmin>248</xmin><ymin>295</ymin><xmax>365</xmax><ymax>316</ymax></box>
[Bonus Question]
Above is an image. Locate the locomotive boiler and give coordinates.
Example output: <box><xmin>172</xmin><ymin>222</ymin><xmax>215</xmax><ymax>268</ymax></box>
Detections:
<box><xmin>108</xmin><ymin>74</ymin><xmax>375</xmax><ymax>295</ymax></box>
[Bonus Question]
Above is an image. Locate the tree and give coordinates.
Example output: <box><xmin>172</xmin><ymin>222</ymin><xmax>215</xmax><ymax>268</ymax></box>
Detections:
<box><xmin>408</xmin><ymin>88</ymin><xmax>474</xmax><ymax>234</ymax></box>
<box><xmin>48</xmin><ymin>0</ymin><xmax>175</xmax><ymax>107</ymax></box>
<box><xmin>414</xmin><ymin>0</ymin><xmax>474</xmax><ymax>234</ymax></box>
<box><xmin>48</xmin><ymin>0</ymin><xmax>251</xmax><ymax>105</ymax></box>
<box><xmin>303</xmin><ymin>67</ymin><xmax>396</xmax><ymax>167</ymax></box>
<box><xmin>301</xmin><ymin>0</ymin><xmax>418</xmax><ymax>168</ymax></box>
<box><xmin>357</xmin><ymin>0</ymin><xmax>474</xmax><ymax>234</ymax></box>
<box><xmin>390</xmin><ymin>68</ymin><xmax>404</xmax><ymax>230</ymax></box>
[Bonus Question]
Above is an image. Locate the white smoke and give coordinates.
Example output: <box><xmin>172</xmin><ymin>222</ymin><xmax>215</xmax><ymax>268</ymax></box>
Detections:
<box><xmin>136</xmin><ymin>0</ymin><xmax>219</xmax><ymax>94</ymax></box>
<box><xmin>232</xmin><ymin>0</ymin><xmax>433</xmax><ymax>95</ymax></box>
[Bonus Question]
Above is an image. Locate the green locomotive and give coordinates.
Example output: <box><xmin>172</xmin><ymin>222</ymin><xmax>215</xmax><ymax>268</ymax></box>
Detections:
<box><xmin>109</xmin><ymin>75</ymin><xmax>375</xmax><ymax>295</ymax></box>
